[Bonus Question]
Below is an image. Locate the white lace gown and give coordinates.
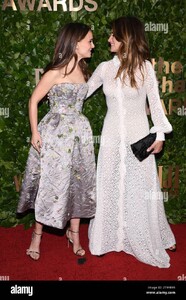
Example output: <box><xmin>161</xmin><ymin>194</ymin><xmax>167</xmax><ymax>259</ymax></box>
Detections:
<box><xmin>87</xmin><ymin>56</ymin><xmax>176</xmax><ymax>268</ymax></box>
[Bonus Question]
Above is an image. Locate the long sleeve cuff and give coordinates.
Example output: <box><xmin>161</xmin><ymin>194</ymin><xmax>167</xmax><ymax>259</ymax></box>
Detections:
<box><xmin>156</xmin><ymin>132</ymin><xmax>165</xmax><ymax>141</ymax></box>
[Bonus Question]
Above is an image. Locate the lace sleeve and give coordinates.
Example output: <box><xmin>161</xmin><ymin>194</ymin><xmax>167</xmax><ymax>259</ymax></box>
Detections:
<box><xmin>86</xmin><ymin>62</ymin><xmax>105</xmax><ymax>98</ymax></box>
<box><xmin>144</xmin><ymin>61</ymin><xmax>172</xmax><ymax>141</ymax></box>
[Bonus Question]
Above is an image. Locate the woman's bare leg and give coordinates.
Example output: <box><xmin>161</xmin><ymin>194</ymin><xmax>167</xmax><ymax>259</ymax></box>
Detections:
<box><xmin>67</xmin><ymin>218</ymin><xmax>85</xmax><ymax>256</ymax></box>
<box><xmin>26</xmin><ymin>221</ymin><xmax>43</xmax><ymax>260</ymax></box>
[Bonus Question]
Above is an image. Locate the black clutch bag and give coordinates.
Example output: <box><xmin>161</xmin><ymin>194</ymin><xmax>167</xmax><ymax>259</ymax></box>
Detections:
<box><xmin>130</xmin><ymin>133</ymin><xmax>156</xmax><ymax>161</ymax></box>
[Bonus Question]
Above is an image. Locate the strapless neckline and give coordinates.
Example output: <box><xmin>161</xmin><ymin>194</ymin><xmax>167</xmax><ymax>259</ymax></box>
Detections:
<box><xmin>53</xmin><ymin>82</ymin><xmax>87</xmax><ymax>88</ymax></box>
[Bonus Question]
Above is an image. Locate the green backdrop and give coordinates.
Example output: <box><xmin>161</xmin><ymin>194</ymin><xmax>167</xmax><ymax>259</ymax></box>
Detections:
<box><xmin>0</xmin><ymin>0</ymin><xmax>185</xmax><ymax>228</ymax></box>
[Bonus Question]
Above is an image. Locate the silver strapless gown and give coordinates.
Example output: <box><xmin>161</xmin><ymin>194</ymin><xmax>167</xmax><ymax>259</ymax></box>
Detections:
<box><xmin>17</xmin><ymin>83</ymin><xmax>96</xmax><ymax>229</ymax></box>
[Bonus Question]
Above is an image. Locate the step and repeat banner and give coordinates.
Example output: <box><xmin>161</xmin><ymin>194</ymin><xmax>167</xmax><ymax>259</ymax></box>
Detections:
<box><xmin>0</xmin><ymin>0</ymin><xmax>185</xmax><ymax>226</ymax></box>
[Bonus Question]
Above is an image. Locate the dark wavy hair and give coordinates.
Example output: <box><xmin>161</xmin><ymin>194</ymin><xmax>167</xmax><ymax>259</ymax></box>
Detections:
<box><xmin>112</xmin><ymin>16</ymin><xmax>151</xmax><ymax>88</ymax></box>
<box><xmin>44</xmin><ymin>22</ymin><xmax>91</xmax><ymax>81</ymax></box>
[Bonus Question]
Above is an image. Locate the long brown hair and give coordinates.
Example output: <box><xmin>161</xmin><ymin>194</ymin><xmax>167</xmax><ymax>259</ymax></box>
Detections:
<box><xmin>112</xmin><ymin>16</ymin><xmax>150</xmax><ymax>88</ymax></box>
<box><xmin>44</xmin><ymin>23</ymin><xmax>91</xmax><ymax>81</ymax></box>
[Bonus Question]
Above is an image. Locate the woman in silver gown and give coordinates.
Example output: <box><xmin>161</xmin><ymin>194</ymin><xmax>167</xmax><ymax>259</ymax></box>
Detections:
<box><xmin>87</xmin><ymin>17</ymin><xmax>176</xmax><ymax>268</ymax></box>
<box><xmin>17</xmin><ymin>23</ymin><xmax>96</xmax><ymax>260</ymax></box>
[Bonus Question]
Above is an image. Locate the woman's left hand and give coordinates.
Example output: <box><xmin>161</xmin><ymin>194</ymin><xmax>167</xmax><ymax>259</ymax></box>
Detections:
<box><xmin>147</xmin><ymin>140</ymin><xmax>164</xmax><ymax>154</ymax></box>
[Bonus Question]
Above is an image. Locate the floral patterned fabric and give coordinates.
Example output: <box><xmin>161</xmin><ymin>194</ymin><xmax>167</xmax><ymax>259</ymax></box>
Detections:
<box><xmin>17</xmin><ymin>83</ymin><xmax>96</xmax><ymax>229</ymax></box>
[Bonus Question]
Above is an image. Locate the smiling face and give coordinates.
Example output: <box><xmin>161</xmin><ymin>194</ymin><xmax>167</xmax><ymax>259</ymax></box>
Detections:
<box><xmin>108</xmin><ymin>32</ymin><xmax>121</xmax><ymax>53</ymax></box>
<box><xmin>76</xmin><ymin>31</ymin><xmax>95</xmax><ymax>60</ymax></box>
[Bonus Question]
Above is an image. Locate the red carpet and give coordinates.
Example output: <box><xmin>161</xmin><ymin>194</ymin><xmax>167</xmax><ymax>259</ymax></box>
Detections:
<box><xmin>0</xmin><ymin>223</ymin><xmax>185</xmax><ymax>281</ymax></box>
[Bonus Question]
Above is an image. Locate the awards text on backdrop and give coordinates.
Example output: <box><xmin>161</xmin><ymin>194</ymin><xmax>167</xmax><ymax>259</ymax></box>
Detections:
<box><xmin>2</xmin><ymin>0</ymin><xmax>98</xmax><ymax>11</ymax></box>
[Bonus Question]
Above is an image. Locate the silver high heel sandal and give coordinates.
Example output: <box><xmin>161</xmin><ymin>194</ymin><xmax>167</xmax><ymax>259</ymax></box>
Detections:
<box><xmin>26</xmin><ymin>231</ymin><xmax>42</xmax><ymax>261</ymax></box>
<box><xmin>66</xmin><ymin>228</ymin><xmax>85</xmax><ymax>256</ymax></box>
<box><xmin>167</xmin><ymin>244</ymin><xmax>176</xmax><ymax>252</ymax></box>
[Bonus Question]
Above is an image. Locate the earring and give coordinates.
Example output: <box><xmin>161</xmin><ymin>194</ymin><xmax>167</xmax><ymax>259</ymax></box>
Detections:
<box><xmin>123</xmin><ymin>52</ymin><xmax>127</xmax><ymax>59</ymax></box>
<box><xmin>59</xmin><ymin>53</ymin><xmax>62</xmax><ymax>59</ymax></box>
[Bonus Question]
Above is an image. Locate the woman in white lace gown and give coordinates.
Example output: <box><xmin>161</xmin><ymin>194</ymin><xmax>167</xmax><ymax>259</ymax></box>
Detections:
<box><xmin>87</xmin><ymin>17</ymin><xmax>176</xmax><ymax>268</ymax></box>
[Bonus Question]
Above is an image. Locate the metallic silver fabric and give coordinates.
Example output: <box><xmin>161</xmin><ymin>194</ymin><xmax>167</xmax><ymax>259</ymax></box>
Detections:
<box><xmin>17</xmin><ymin>83</ymin><xmax>96</xmax><ymax>229</ymax></box>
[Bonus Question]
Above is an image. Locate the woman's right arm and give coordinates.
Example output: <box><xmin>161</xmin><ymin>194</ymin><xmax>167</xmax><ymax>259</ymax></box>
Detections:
<box><xmin>29</xmin><ymin>70</ymin><xmax>59</xmax><ymax>152</ymax></box>
<box><xmin>86</xmin><ymin>62</ymin><xmax>105</xmax><ymax>98</ymax></box>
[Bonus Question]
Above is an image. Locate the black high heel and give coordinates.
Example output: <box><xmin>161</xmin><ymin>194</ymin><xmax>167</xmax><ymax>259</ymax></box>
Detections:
<box><xmin>66</xmin><ymin>228</ymin><xmax>85</xmax><ymax>256</ymax></box>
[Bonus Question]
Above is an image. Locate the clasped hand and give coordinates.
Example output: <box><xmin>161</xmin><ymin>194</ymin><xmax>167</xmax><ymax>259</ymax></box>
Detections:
<box><xmin>31</xmin><ymin>132</ymin><xmax>42</xmax><ymax>153</ymax></box>
<box><xmin>147</xmin><ymin>140</ymin><xmax>163</xmax><ymax>154</ymax></box>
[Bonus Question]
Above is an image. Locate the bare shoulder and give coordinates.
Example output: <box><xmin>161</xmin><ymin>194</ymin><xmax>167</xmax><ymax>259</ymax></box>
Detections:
<box><xmin>38</xmin><ymin>69</ymin><xmax>65</xmax><ymax>89</ymax></box>
<box><xmin>42</xmin><ymin>69</ymin><xmax>61</xmax><ymax>81</ymax></box>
